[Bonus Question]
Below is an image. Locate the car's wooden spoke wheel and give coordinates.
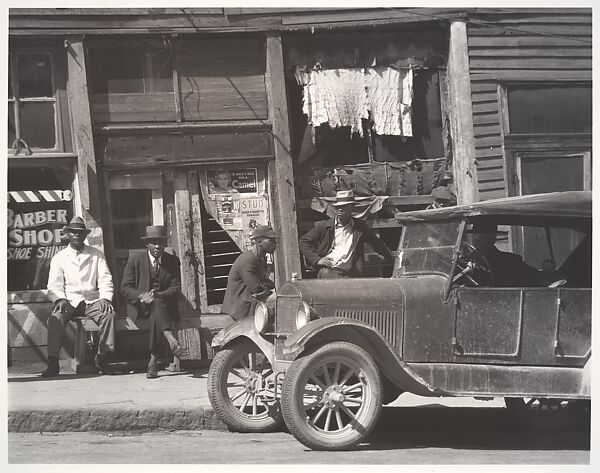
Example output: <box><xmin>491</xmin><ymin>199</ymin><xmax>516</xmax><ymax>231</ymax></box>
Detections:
<box><xmin>208</xmin><ymin>341</ymin><xmax>283</xmax><ymax>433</ymax></box>
<box><xmin>282</xmin><ymin>342</ymin><xmax>382</xmax><ymax>450</ymax></box>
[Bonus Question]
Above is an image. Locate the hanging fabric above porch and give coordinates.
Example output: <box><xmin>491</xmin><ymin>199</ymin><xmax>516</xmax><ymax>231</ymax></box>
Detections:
<box><xmin>366</xmin><ymin>67</ymin><xmax>413</xmax><ymax>137</ymax></box>
<box><xmin>295</xmin><ymin>66</ymin><xmax>413</xmax><ymax>137</ymax></box>
<box><xmin>296</xmin><ymin>68</ymin><xmax>369</xmax><ymax>136</ymax></box>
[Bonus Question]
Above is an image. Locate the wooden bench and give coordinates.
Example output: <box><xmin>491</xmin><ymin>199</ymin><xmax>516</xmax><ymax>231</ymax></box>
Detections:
<box><xmin>70</xmin><ymin>314</ymin><xmax>208</xmax><ymax>373</ymax></box>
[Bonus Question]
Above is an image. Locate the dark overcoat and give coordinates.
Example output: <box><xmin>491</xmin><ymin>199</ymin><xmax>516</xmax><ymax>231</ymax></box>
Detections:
<box><xmin>222</xmin><ymin>250</ymin><xmax>273</xmax><ymax>321</ymax></box>
<box><xmin>120</xmin><ymin>250</ymin><xmax>181</xmax><ymax>322</ymax></box>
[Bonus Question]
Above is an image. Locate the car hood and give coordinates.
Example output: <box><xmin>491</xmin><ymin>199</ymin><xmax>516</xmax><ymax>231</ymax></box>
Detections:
<box><xmin>278</xmin><ymin>278</ymin><xmax>406</xmax><ymax>309</ymax></box>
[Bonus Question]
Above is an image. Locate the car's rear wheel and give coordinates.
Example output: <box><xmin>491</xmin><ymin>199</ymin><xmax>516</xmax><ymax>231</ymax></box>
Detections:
<box><xmin>282</xmin><ymin>341</ymin><xmax>383</xmax><ymax>450</ymax></box>
<box><xmin>208</xmin><ymin>341</ymin><xmax>283</xmax><ymax>432</ymax></box>
<box><xmin>504</xmin><ymin>397</ymin><xmax>589</xmax><ymax>432</ymax></box>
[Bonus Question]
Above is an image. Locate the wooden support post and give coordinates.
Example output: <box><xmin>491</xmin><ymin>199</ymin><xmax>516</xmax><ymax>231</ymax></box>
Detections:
<box><xmin>265</xmin><ymin>33</ymin><xmax>301</xmax><ymax>283</ymax></box>
<box><xmin>65</xmin><ymin>35</ymin><xmax>105</xmax><ymax>249</ymax></box>
<box><xmin>173</xmin><ymin>172</ymin><xmax>197</xmax><ymax>310</ymax></box>
<box><xmin>447</xmin><ymin>21</ymin><xmax>479</xmax><ymax>205</ymax></box>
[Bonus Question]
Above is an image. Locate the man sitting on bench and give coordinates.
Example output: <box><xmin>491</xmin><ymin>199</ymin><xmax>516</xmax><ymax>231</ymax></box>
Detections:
<box><xmin>121</xmin><ymin>225</ymin><xmax>186</xmax><ymax>379</ymax></box>
<box><xmin>42</xmin><ymin>217</ymin><xmax>116</xmax><ymax>377</ymax></box>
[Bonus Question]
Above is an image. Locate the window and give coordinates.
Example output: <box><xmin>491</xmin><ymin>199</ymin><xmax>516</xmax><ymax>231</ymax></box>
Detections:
<box><xmin>8</xmin><ymin>52</ymin><xmax>58</xmax><ymax>151</ymax></box>
<box><xmin>506</xmin><ymin>83</ymin><xmax>591</xmax><ymax>134</ymax></box>
<box><xmin>7</xmin><ymin>166</ymin><xmax>74</xmax><ymax>291</ymax></box>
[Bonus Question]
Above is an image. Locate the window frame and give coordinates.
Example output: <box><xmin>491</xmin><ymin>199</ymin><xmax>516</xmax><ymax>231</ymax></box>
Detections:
<box><xmin>8</xmin><ymin>46</ymin><xmax>68</xmax><ymax>155</ymax></box>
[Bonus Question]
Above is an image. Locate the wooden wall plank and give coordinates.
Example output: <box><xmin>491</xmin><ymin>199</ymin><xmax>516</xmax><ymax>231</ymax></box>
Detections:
<box><xmin>173</xmin><ymin>172</ymin><xmax>197</xmax><ymax>311</ymax></box>
<box><xmin>470</xmin><ymin>58</ymin><xmax>591</xmax><ymax>70</ymax></box>
<box><xmin>469</xmin><ymin>47</ymin><xmax>591</xmax><ymax>58</ymax></box>
<box><xmin>101</xmin><ymin>131</ymin><xmax>274</xmax><ymax>166</ymax></box>
<box><xmin>473</xmin><ymin>124</ymin><xmax>501</xmax><ymax>137</ymax></box>
<box><xmin>467</xmin><ymin>25</ymin><xmax>592</xmax><ymax>37</ymax></box>
<box><xmin>471</xmin><ymin>92</ymin><xmax>498</xmax><ymax>103</ymax></box>
<box><xmin>177</xmin><ymin>37</ymin><xmax>268</xmax><ymax>122</ymax></box>
<box><xmin>188</xmin><ymin>171</ymin><xmax>208</xmax><ymax>312</ymax></box>
<box><xmin>470</xmin><ymin>70</ymin><xmax>592</xmax><ymax>81</ymax></box>
<box><xmin>65</xmin><ymin>36</ymin><xmax>104</xmax><ymax>250</ymax></box>
<box><xmin>447</xmin><ymin>21</ymin><xmax>478</xmax><ymax>205</ymax></box>
<box><xmin>265</xmin><ymin>33</ymin><xmax>301</xmax><ymax>282</ymax></box>
<box><xmin>474</xmin><ymin>136</ymin><xmax>502</xmax><ymax>148</ymax></box>
<box><xmin>473</xmin><ymin>113</ymin><xmax>500</xmax><ymax>126</ymax></box>
<box><xmin>469</xmin><ymin>35</ymin><xmax>592</xmax><ymax>48</ymax></box>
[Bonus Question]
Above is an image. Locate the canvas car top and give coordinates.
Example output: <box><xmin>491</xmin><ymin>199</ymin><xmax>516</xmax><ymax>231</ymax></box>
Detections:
<box><xmin>395</xmin><ymin>191</ymin><xmax>591</xmax><ymax>222</ymax></box>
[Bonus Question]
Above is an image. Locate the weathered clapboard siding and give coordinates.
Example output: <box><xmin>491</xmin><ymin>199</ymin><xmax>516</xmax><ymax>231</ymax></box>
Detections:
<box><xmin>177</xmin><ymin>37</ymin><xmax>268</xmax><ymax>121</ymax></box>
<box><xmin>466</xmin><ymin>9</ymin><xmax>591</xmax><ymax>200</ymax></box>
<box><xmin>90</xmin><ymin>93</ymin><xmax>176</xmax><ymax>123</ymax></box>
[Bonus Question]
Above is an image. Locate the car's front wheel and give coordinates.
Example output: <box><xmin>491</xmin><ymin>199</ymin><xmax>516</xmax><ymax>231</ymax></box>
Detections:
<box><xmin>282</xmin><ymin>341</ymin><xmax>383</xmax><ymax>450</ymax></box>
<box><xmin>207</xmin><ymin>341</ymin><xmax>283</xmax><ymax>432</ymax></box>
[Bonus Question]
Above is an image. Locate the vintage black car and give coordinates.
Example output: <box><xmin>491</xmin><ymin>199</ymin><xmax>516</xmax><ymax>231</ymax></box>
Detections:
<box><xmin>207</xmin><ymin>191</ymin><xmax>591</xmax><ymax>450</ymax></box>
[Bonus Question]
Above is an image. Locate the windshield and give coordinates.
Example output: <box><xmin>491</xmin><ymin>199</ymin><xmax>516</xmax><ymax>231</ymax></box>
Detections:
<box><xmin>395</xmin><ymin>221</ymin><xmax>460</xmax><ymax>276</ymax></box>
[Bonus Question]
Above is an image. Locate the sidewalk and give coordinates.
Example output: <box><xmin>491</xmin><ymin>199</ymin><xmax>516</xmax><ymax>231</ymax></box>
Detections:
<box><xmin>8</xmin><ymin>361</ymin><xmax>225</xmax><ymax>433</ymax></box>
<box><xmin>7</xmin><ymin>361</ymin><xmax>506</xmax><ymax>433</ymax></box>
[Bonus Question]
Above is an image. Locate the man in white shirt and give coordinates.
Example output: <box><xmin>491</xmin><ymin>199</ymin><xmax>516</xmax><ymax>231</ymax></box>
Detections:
<box><xmin>300</xmin><ymin>190</ymin><xmax>394</xmax><ymax>278</ymax></box>
<box><xmin>42</xmin><ymin>217</ymin><xmax>116</xmax><ymax>377</ymax></box>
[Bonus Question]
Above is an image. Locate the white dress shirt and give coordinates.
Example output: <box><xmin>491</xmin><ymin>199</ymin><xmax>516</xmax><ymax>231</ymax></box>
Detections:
<box><xmin>47</xmin><ymin>244</ymin><xmax>114</xmax><ymax>305</ymax></box>
<box><xmin>326</xmin><ymin>219</ymin><xmax>355</xmax><ymax>271</ymax></box>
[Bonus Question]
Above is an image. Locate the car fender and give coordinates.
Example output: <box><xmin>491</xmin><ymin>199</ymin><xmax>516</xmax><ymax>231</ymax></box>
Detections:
<box><xmin>283</xmin><ymin>317</ymin><xmax>448</xmax><ymax>397</ymax></box>
<box><xmin>211</xmin><ymin>316</ymin><xmax>275</xmax><ymax>365</ymax></box>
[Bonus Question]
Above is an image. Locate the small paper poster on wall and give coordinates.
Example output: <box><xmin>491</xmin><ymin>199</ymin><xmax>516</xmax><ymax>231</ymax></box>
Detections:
<box><xmin>207</xmin><ymin>168</ymin><xmax>257</xmax><ymax>195</ymax></box>
<box><xmin>214</xmin><ymin>193</ymin><xmax>242</xmax><ymax>230</ymax></box>
<box><xmin>240</xmin><ymin>194</ymin><xmax>270</xmax><ymax>249</ymax></box>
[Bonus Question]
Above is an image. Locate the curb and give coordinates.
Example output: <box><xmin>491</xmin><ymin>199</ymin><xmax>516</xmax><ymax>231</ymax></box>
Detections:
<box><xmin>8</xmin><ymin>407</ymin><xmax>226</xmax><ymax>433</ymax></box>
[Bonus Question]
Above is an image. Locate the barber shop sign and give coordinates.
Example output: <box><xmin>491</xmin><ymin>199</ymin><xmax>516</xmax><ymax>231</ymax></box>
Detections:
<box><xmin>7</xmin><ymin>189</ymin><xmax>72</xmax><ymax>291</ymax></box>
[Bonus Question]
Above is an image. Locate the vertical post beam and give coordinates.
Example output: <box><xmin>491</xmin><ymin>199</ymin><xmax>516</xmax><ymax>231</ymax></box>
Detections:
<box><xmin>174</xmin><ymin>171</ymin><xmax>197</xmax><ymax>311</ymax></box>
<box><xmin>65</xmin><ymin>35</ymin><xmax>104</xmax><ymax>250</ymax></box>
<box><xmin>447</xmin><ymin>21</ymin><xmax>479</xmax><ymax>205</ymax></box>
<box><xmin>265</xmin><ymin>33</ymin><xmax>301</xmax><ymax>282</ymax></box>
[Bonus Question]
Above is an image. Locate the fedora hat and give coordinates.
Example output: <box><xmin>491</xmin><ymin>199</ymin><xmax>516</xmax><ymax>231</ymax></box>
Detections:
<box><xmin>141</xmin><ymin>225</ymin><xmax>168</xmax><ymax>240</ymax></box>
<box><xmin>63</xmin><ymin>216</ymin><xmax>91</xmax><ymax>234</ymax></box>
<box><xmin>332</xmin><ymin>190</ymin><xmax>357</xmax><ymax>207</ymax></box>
<box><xmin>251</xmin><ymin>225</ymin><xmax>278</xmax><ymax>240</ymax></box>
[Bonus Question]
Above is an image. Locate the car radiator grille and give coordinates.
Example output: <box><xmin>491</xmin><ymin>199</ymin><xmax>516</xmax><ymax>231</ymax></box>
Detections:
<box><xmin>335</xmin><ymin>309</ymin><xmax>399</xmax><ymax>347</ymax></box>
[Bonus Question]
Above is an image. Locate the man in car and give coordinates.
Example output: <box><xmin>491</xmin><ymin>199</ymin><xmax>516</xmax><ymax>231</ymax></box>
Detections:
<box><xmin>300</xmin><ymin>190</ymin><xmax>394</xmax><ymax>279</ymax></box>
<box><xmin>464</xmin><ymin>222</ymin><xmax>542</xmax><ymax>287</ymax></box>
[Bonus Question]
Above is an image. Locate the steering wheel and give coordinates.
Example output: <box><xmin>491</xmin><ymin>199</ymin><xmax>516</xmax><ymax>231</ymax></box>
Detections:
<box><xmin>454</xmin><ymin>242</ymin><xmax>493</xmax><ymax>287</ymax></box>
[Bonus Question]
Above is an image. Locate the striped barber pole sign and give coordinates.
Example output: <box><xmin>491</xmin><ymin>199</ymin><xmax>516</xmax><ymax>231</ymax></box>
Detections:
<box><xmin>8</xmin><ymin>190</ymin><xmax>72</xmax><ymax>203</ymax></box>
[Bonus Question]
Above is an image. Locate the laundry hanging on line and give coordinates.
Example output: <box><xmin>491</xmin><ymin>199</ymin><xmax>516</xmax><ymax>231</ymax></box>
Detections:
<box><xmin>295</xmin><ymin>66</ymin><xmax>413</xmax><ymax>138</ymax></box>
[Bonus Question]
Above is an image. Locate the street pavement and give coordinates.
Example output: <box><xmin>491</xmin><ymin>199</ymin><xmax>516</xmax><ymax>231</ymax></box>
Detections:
<box><xmin>5</xmin><ymin>360</ymin><xmax>524</xmax><ymax>433</ymax></box>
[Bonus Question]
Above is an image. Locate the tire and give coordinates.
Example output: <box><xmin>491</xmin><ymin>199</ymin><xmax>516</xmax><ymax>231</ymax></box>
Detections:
<box><xmin>281</xmin><ymin>341</ymin><xmax>383</xmax><ymax>451</ymax></box>
<box><xmin>504</xmin><ymin>397</ymin><xmax>589</xmax><ymax>432</ymax></box>
<box><xmin>207</xmin><ymin>341</ymin><xmax>283</xmax><ymax>433</ymax></box>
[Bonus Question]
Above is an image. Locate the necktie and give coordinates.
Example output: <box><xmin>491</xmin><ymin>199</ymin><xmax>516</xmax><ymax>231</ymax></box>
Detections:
<box><xmin>153</xmin><ymin>258</ymin><xmax>159</xmax><ymax>275</ymax></box>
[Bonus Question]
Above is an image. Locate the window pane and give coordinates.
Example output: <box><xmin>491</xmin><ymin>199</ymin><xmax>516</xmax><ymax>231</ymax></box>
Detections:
<box><xmin>8</xmin><ymin>166</ymin><xmax>73</xmax><ymax>291</ymax></box>
<box><xmin>521</xmin><ymin>155</ymin><xmax>583</xmax><ymax>195</ymax></box>
<box><xmin>18</xmin><ymin>53</ymin><xmax>53</xmax><ymax>98</ymax></box>
<box><xmin>508</xmin><ymin>84</ymin><xmax>592</xmax><ymax>134</ymax></box>
<box><xmin>19</xmin><ymin>102</ymin><xmax>56</xmax><ymax>149</ymax></box>
<box><xmin>110</xmin><ymin>189</ymin><xmax>152</xmax><ymax>249</ymax></box>
<box><xmin>8</xmin><ymin>102</ymin><xmax>16</xmax><ymax>145</ymax></box>
<box><xmin>8</xmin><ymin>55</ymin><xmax>13</xmax><ymax>98</ymax></box>
<box><xmin>89</xmin><ymin>47</ymin><xmax>173</xmax><ymax>94</ymax></box>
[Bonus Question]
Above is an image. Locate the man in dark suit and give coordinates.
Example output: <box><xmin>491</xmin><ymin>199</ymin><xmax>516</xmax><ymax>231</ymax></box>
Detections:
<box><xmin>121</xmin><ymin>225</ymin><xmax>186</xmax><ymax>378</ymax></box>
<box><xmin>300</xmin><ymin>190</ymin><xmax>394</xmax><ymax>278</ymax></box>
<box><xmin>222</xmin><ymin>225</ymin><xmax>278</xmax><ymax>321</ymax></box>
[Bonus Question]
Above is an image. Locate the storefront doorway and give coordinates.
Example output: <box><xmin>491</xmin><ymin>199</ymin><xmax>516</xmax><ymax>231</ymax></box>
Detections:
<box><xmin>103</xmin><ymin>163</ymin><xmax>273</xmax><ymax>318</ymax></box>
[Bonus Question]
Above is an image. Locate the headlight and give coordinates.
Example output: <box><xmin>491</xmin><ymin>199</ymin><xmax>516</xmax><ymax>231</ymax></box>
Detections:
<box><xmin>296</xmin><ymin>301</ymin><xmax>313</xmax><ymax>329</ymax></box>
<box><xmin>254</xmin><ymin>301</ymin><xmax>271</xmax><ymax>333</ymax></box>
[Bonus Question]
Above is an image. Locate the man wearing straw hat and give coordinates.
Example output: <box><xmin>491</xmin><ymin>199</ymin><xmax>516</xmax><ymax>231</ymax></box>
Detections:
<box><xmin>222</xmin><ymin>225</ymin><xmax>278</xmax><ymax>321</ymax></box>
<box><xmin>300</xmin><ymin>190</ymin><xmax>394</xmax><ymax>279</ymax></box>
<box><xmin>42</xmin><ymin>216</ymin><xmax>116</xmax><ymax>377</ymax></box>
<box><xmin>121</xmin><ymin>225</ymin><xmax>186</xmax><ymax>379</ymax></box>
